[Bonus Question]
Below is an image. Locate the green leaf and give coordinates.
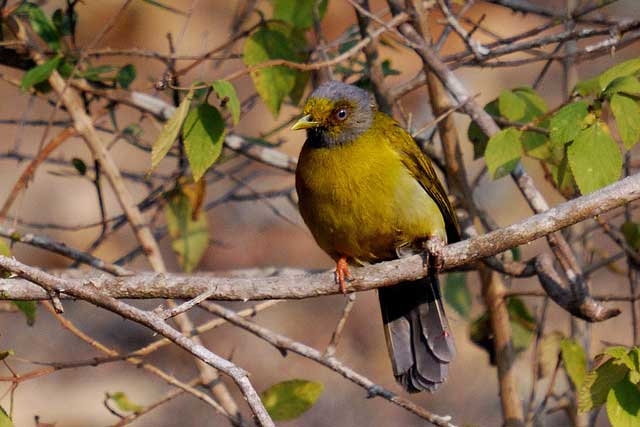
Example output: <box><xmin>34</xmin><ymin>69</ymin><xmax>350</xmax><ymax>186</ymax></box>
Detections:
<box><xmin>521</xmin><ymin>131</ymin><xmax>550</xmax><ymax>160</ymax></box>
<box><xmin>568</xmin><ymin>122</ymin><xmax>622</xmax><ymax>194</ymax></box>
<box><xmin>82</xmin><ymin>65</ymin><xmax>117</xmax><ymax>82</ymax></box>
<box><xmin>599</xmin><ymin>58</ymin><xmax>640</xmax><ymax>92</ymax></box>
<box><xmin>16</xmin><ymin>3</ymin><xmax>60</xmax><ymax>51</ymax></box>
<box><xmin>381</xmin><ymin>59</ymin><xmax>401</xmax><ymax>77</ymax></box>
<box><xmin>20</xmin><ymin>56</ymin><xmax>62</xmax><ymax>91</ymax></box>
<box><xmin>604</xmin><ymin>75</ymin><xmax>640</xmax><ymax>97</ymax></box>
<box><xmin>211</xmin><ymin>80</ymin><xmax>240</xmax><ymax>125</ymax></box>
<box><xmin>444</xmin><ymin>272</ymin><xmax>471</xmax><ymax>319</ymax></box>
<box><xmin>575</xmin><ymin>76</ymin><xmax>601</xmax><ymax>97</ymax></box>
<box><xmin>267</xmin><ymin>22</ymin><xmax>310</xmax><ymax>106</ymax></box>
<box><xmin>538</xmin><ymin>331</ymin><xmax>563</xmax><ymax>378</ymax></box>
<box><xmin>606</xmin><ymin>375</ymin><xmax>640</xmax><ymax>427</ymax></box>
<box><xmin>116</xmin><ymin>64</ymin><xmax>136</xmax><ymax>89</ymax></box>
<box><xmin>561</xmin><ymin>338</ymin><xmax>587</xmax><ymax>389</ymax></box>
<box><xmin>123</xmin><ymin>123</ymin><xmax>143</xmax><ymax>138</ymax></box>
<box><xmin>244</xmin><ymin>28</ymin><xmax>300</xmax><ymax>117</ymax></box>
<box><xmin>606</xmin><ymin>347</ymin><xmax>638</xmax><ymax>373</ymax></box>
<box><xmin>0</xmin><ymin>406</ymin><xmax>12</xmax><ymax>427</ymax></box>
<box><xmin>485</xmin><ymin>128</ymin><xmax>522</xmax><ymax>179</ymax></box>
<box><xmin>550</xmin><ymin>151</ymin><xmax>578</xmax><ymax>198</ymax></box>
<box><xmin>622</xmin><ymin>222</ymin><xmax>640</xmax><ymax>251</ymax></box>
<box><xmin>108</xmin><ymin>391</ymin><xmax>143</xmax><ymax>414</ymax></box>
<box><xmin>12</xmin><ymin>301</ymin><xmax>36</xmax><ymax>326</ymax></box>
<box><xmin>580</xmin><ymin>358</ymin><xmax>630</xmax><ymax>412</ymax></box>
<box><xmin>151</xmin><ymin>88</ymin><xmax>194</xmax><ymax>170</ymax></box>
<box><xmin>272</xmin><ymin>0</ymin><xmax>328</xmax><ymax>29</ymax></box>
<box><xmin>611</xmin><ymin>94</ymin><xmax>640</xmax><ymax>149</ymax></box>
<box><xmin>513</xmin><ymin>86</ymin><xmax>548</xmax><ymax>121</ymax></box>
<box><xmin>52</xmin><ymin>8</ymin><xmax>76</xmax><ymax>36</ymax></box>
<box><xmin>71</xmin><ymin>158</ymin><xmax>87</xmax><ymax>175</ymax></box>
<box><xmin>183</xmin><ymin>104</ymin><xmax>225</xmax><ymax>182</ymax></box>
<box><xmin>165</xmin><ymin>189</ymin><xmax>209</xmax><ymax>273</ymax></box>
<box><xmin>549</xmin><ymin>101</ymin><xmax>589</xmax><ymax>147</ymax></box>
<box><xmin>261</xmin><ymin>379</ymin><xmax>323</xmax><ymax>421</ymax></box>
<box><xmin>498</xmin><ymin>90</ymin><xmax>527</xmax><ymax>121</ymax></box>
<box><xmin>468</xmin><ymin>100</ymin><xmax>499</xmax><ymax>159</ymax></box>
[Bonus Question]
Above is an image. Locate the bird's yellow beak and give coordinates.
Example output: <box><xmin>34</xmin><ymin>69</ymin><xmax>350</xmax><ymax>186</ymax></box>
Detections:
<box><xmin>291</xmin><ymin>114</ymin><xmax>320</xmax><ymax>131</ymax></box>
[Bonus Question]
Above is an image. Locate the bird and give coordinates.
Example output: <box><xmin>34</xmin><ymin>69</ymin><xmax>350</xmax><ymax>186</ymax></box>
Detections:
<box><xmin>292</xmin><ymin>80</ymin><xmax>459</xmax><ymax>393</ymax></box>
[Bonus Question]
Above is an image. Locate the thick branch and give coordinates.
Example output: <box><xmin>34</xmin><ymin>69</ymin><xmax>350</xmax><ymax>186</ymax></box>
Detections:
<box><xmin>1</xmin><ymin>173</ymin><xmax>638</xmax><ymax>311</ymax></box>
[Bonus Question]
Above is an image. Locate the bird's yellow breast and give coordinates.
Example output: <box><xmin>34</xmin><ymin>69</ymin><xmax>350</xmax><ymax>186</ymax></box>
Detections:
<box><xmin>295</xmin><ymin>113</ymin><xmax>446</xmax><ymax>264</ymax></box>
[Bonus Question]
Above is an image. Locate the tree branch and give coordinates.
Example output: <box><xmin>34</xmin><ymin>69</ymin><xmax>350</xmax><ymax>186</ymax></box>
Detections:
<box><xmin>1</xmin><ymin>172</ymin><xmax>638</xmax><ymax>321</ymax></box>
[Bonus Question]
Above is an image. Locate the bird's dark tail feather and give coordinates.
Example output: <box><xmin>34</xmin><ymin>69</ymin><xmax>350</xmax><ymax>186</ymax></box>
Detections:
<box><xmin>378</xmin><ymin>275</ymin><xmax>455</xmax><ymax>393</ymax></box>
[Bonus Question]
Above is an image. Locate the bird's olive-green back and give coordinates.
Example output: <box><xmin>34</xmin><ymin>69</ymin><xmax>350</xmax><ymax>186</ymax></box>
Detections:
<box><xmin>296</xmin><ymin>112</ymin><xmax>459</xmax><ymax>263</ymax></box>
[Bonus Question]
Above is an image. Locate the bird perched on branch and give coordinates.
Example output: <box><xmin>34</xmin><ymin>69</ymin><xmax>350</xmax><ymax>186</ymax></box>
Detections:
<box><xmin>292</xmin><ymin>81</ymin><xmax>459</xmax><ymax>392</ymax></box>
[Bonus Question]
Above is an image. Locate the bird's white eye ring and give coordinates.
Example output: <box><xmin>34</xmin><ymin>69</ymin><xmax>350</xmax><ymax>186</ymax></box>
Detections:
<box><xmin>335</xmin><ymin>108</ymin><xmax>349</xmax><ymax>120</ymax></box>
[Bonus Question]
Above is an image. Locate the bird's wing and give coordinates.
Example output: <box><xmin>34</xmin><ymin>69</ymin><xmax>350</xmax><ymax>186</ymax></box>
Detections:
<box><xmin>378</xmin><ymin>113</ymin><xmax>460</xmax><ymax>243</ymax></box>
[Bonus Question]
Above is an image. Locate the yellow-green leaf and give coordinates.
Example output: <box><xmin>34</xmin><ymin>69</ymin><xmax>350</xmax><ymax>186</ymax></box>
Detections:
<box><xmin>108</xmin><ymin>391</ymin><xmax>143</xmax><ymax>414</ymax></box>
<box><xmin>610</xmin><ymin>93</ymin><xmax>640</xmax><ymax>149</ymax></box>
<box><xmin>165</xmin><ymin>190</ymin><xmax>209</xmax><ymax>273</ymax></box>
<box><xmin>151</xmin><ymin>88</ymin><xmax>194</xmax><ymax>171</ymax></box>
<box><xmin>0</xmin><ymin>240</ymin><xmax>10</xmax><ymax>257</ymax></box>
<box><xmin>0</xmin><ymin>406</ymin><xmax>12</xmax><ymax>427</ymax></box>
<box><xmin>599</xmin><ymin>58</ymin><xmax>640</xmax><ymax>92</ymax></box>
<box><xmin>183</xmin><ymin>104</ymin><xmax>225</xmax><ymax>182</ymax></box>
<box><xmin>0</xmin><ymin>239</ymin><xmax>10</xmax><ymax>279</ymax></box>
<box><xmin>568</xmin><ymin>122</ymin><xmax>622</xmax><ymax>194</ymax></box>
<box><xmin>498</xmin><ymin>89</ymin><xmax>527</xmax><ymax>121</ymax></box>
<box><xmin>561</xmin><ymin>338</ymin><xmax>587</xmax><ymax>389</ymax></box>
<box><xmin>485</xmin><ymin>127</ymin><xmax>522</xmax><ymax>179</ymax></box>
<box><xmin>261</xmin><ymin>379</ymin><xmax>323</xmax><ymax>421</ymax></box>
<box><xmin>604</xmin><ymin>75</ymin><xmax>640</xmax><ymax>97</ymax></box>
<box><xmin>575</xmin><ymin>76</ymin><xmax>601</xmax><ymax>97</ymax></box>
<box><xmin>513</xmin><ymin>86</ymin><xmax>548</xmax><ymax>121</ymax></box>
<box><xmin>211</xmin><ymin>80</ymin><xmax>240</xmax><ymax>125</ymax></box>
<box><xmin>606</xmin><ymin>375</ymin><xmax>640</xmax><ymax>427</ymax></box>
<box><xmin>244</xmin><ymin>28</ymin><xmax>299</xmax><ymax>117</ymax></box>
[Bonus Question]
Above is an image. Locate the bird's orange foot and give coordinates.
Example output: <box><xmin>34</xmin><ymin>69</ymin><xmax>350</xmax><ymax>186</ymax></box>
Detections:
<box><xmin>334</xmin><ymin>256</ymin><xmax>352</xmax><ymax>295</ymax></box>
<box><xmin>424</xmin><ymin>237</ymin><xmax>446</xmax><ymax>272</ymax></box>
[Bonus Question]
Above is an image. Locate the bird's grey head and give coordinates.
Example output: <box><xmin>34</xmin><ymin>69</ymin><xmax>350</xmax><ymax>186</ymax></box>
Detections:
<box><xmin>292</xmin><ymin>81</ymin><xmax>376</xmax><ymax>147</ymax></box>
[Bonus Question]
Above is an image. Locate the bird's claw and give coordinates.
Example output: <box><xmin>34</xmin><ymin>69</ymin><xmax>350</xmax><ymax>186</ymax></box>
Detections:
<box><xmin>335</xmin><ymin>256</ymin><xmax>352</xmax><ymax>295</ymax></box>
<box><xmin>424</xmin><ymin>237</ymin><xmax>446</xmax><ymax>272</ymax></box>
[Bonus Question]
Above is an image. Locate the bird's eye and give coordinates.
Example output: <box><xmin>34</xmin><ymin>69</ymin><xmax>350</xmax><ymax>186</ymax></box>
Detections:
<box><xmin>335</xmin><ymin>108</ymin><xmax>349</xmax><ymax>121</ymax></box>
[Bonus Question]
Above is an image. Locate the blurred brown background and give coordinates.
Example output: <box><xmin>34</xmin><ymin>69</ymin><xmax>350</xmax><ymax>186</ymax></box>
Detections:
<box><xmin>1</xmin><ymin>0</ymin><xmax>639</xmax><ymax>426</ymax></box>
